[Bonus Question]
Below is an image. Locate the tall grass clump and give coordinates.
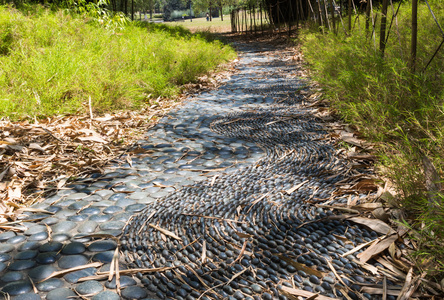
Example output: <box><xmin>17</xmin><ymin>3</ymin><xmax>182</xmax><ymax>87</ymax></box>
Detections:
<box><xmin>0</xmin><ymin>6</ymin><xmax>236</xmax><ymax>120</ymax></box>
<box><xmin>302</xmin><ymin>0</ymin><xmax>444</xmax><ymax>273</ymax></box>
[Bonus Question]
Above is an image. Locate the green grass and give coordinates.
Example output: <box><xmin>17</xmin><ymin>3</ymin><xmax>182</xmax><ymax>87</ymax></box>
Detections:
<box><xmin>301</xmin><ymin>0</ymin><xmax>444</xmax><ymax>273</ymax></box>
<box><xmin>0</xmin><ymin>6</ymin><xmax>236</xmax><ymax>120</ymax></box>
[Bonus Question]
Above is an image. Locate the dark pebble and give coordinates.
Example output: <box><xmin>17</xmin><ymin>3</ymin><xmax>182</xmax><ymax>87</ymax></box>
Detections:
<box><xmin>19</xmin><ymin>241</ymin><xmax>40</xmax><ymax>251</ymax></box>
<box><xmin>99</xmin><ymin>221</ymin><xmax>125</xmax><ymax>231</ymax></box>
<box><xmin>2</xmin><ymin>271</ymin><xmax>24</xmax><ymax>282</ymax></box>
<box><xmin>62</xmin><ymin>242</ymin><xmax>86</xmax><ymax>254</ymax></box>
<box><xmin>321</xmin><ymin>281</ymin><xmax>332</xmax><ymax>290</ymax></box>
<box><xmin>0</xmin><ymin>244</ymin><xmax>14</xmax><ymax>253</ymax></box>
<box><xmin>41</xmin><ymin>217</ymin><xmax>60</xmax><ymax>225</ymax></box>
<box><xmin>121</xmin><ymin>286</ymin><xmax>148</xmax><ymax>299</ymax></box>
<box><xmin>24</xmin><ymin>225</ymin><xmax>46</xmax><ymax>235</ymax></box>
<box><xmin>0</xmin><ymin>262</ymin><xmax>6</xmax><ymax>272</ymax></box>
<box><xmin>13</xmin><ymin>293</ymin><xmax>41</xmax><ymax>300</ymax></box>
<box><xmin>309</xmin><ymin>275</ymin><xmax>320</xmax><ymax>285</ymax></box>
<box><xmin>75</xmin><ymin>280</ymin><xmax>103</xmax><ymax>295</ymax></box>
<box><xmin>0</xmin><ymin>231</ymin><xmax>16</xmax><ymax>241</ymax></box>
<box><xmin>89</xmin><ymin>214</ymin><xmax>112</xmax><ymax>222</ymax></box>
<box><xmin>36</xmin><ymin>278</ymin><xmax>64</xmax><ymax>292</ymax></box>
<box><xmin>2</xmin><ymin>280</ymin><xmax>32</xmax><ymax>295</ymax></box>
<box><xmin>0</xmin><ymin>253</ymin><xmax>10</xmax><ymax>262</ymax></box>
<box><xmin>46</xmin><ymin>288</ymin><xmax>76</xmax><ymax>300</ymax></box>
<box><xmin>92</xmin><ymin>250</ymin><xmax>114</xmax><ymax>263</ymax></box>
<box><xmin>51</xmin><ymin>221</ymin><xmax>77</xmax><ymax>233</ymax></box>
<box><xmin>16</xmin><ymin>250</ymin><xmax>38</xmax><ymax>260</ymax></box>
<box><xmin>77</xmin><ymin>221</ymin><xmax>98</xmax><ymax>233</ymax></box>
<box><xmin>246</xmin><ymin>282</ymin><xmax>261</xmax><ymax>293</ymax></box>
<box><xmin>28</xmin><ymin>265</ymin><xmax>56</xmax><ymax>281</ymax></box>
<box><xmin>105</xmin><ymin>275</ymin><xmax>137</xmax><ymax>289</ymax></box>
<box><xmin>234</xmin><ymin>291</ymin><xmax>244</xmax><ymax>299</ymax></box>
<box><xmin>39</xmin><ymin>241</ymin><xmax>63</xmax><ymax>252</ymax></box>
<box><xmin>36</xmin><ymin>252</ymin><xmax>59</xmax><ymax>264</ymax></box>
<box><xmin>80</xmin><ymin>207</ymin><xmax>101</xmax><ymax>215</ymax></box>
<box><xmin>64</xmin><ymin>267</ymin><xmax>96</xmax><ymax>283</ymax></box>
<box><xmin>8</xmin><ymin>260</ymin><xmax>36</xmax><ymax>271</ymax></box>
<box><xmin>88</xmin><ymin>240</ymin><xmax>117</xmax><ymax>252</ymax></box>
<box><xmin>58</xmin><ymin>254</ymin><xmax>88</xmax><ymax>269</ymax></box>
<box><xmin>103</xmin><ymin>206</ymin><xmax>123</xmax><ymax>214</ymax></box>
<box><xmin>67</xmin><ymin>214</ymin><xmax>88</xmax><ymax>222</ymax></box>
<box><xmin>29</xmin><ymin>231</ymin><xmax>49</xmax><ymax>241</ymax></box>
<box><xmin>7</xmin><ymin>235</ymin><xmax>27</xmax><ymax>244</ymax></box>
<box><xmin>52</xmin><ymin>234</ymin><xmax>70</xmax><ymax>242</ymax></box>
<box><xmin>92</xmin><ymin>290</ymin><xmax>121</xmax><ymax>300</ymax></box>
<box><xmin>262</xmin><ymin>293</ymin><xmax>273</xmax><ymax>300</ymax></box>
<box><xmin>125</xmin><ymin>203</ymin><xmax>146</xmax><ymax>213</ymax></box>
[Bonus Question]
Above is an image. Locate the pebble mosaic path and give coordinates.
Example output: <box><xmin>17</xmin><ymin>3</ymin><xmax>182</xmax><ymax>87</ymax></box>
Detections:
<box><xmin>0</xmin><ymin>42</ymin><xmax>394</xmax><ymax>300</ymax></box>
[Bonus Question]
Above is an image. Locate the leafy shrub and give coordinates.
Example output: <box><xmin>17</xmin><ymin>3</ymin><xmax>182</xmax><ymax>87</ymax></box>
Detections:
<box><xmin>301</xmin><ymin>0</ymin><xmax>444</xmax><ymax>271</ymax></box>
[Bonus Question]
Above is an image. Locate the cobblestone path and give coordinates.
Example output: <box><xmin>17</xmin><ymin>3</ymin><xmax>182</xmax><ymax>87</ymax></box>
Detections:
<box><xmin>0</xmin><ymin>42</ymin><xmax>393</xmax><ymax>300</ymax></box>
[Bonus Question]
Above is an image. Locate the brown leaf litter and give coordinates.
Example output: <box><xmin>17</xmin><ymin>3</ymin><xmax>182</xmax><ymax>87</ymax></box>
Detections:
<box><xmin>0</xmin><ymin>61</ymin><xmax>237</xmax><ymax>223</ymax></box>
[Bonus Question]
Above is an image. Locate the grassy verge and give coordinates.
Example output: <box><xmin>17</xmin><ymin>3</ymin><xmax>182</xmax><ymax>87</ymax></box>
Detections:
<box><xmin>166</xmin><ymin>16</ymin><xmax>232</xmax><ymax>33</ymax></box>
<box><xmin>0</xmin><ymin>6</ymin><xmax>236</xmax><ymax>120</ymax></box>
<box><xmin>301</xmin><ymin>1</ymin><xmax>444</xmax><ymax>273</ymax></box>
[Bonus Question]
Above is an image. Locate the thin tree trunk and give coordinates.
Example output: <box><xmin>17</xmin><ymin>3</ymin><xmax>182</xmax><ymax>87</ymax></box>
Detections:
<box><xmin>317</xmin><ymin>0</ymin><xmax>323</xmax><ymax>30</ymax></box>
<box><xmin>131</xmin><ymin>0</ymin><xmax>134</xmax><ymax>21</ymax></box>
<box><xmin>348</xmin><ymin>0</ymin><xmax>351</xmax><ymax>32</ymax></box>
<box><xmin>365</xmin><ymin>0</ymin><xmax>371</xmax><ymax>35</ymax></box>
<box><xmin>250</xmin><ymin>5</ymin><xmax>253</xmax><ymax>33</ymax></box>
<box><xmin>245</xmin><ymin>8</ymin><xmax>248</xmax><ymax>33</ymax></box>
<box><xmin>410</xmin><ymin>0</ymin><xmax>418</xmax><ymax>72</ymax></box>
<box><xmin>238</xmin><ymin>9</ymin><xmax>241</xmax><ymax>33</ymax></box>
<box><xmin>299</xmin><ymin>0</ymin><xmax>305</xmax><ymax>21</ymax></box>
<box><xmin>231</xmin><ymin>9</ymin><xmax>236</xmax><ymax>32</ymax></box>
<box><xmin>220</xmin><ymin>5</ymin><xmax>223</xmax><ymax>21</ymax></box>
<box><xmin>328</xmin><ymin>0</ymin><xmax>335</xmax><ymax>33</ymax></box>
<box><xmin>289</xmin><ymin>0</ymin><xmax>293</xmax><ymax>37</ymax></box>
<box><xmin>269</xmin><ymin>4</ymin><xmax>274</xmax><ymax>35</ymax></box>
<box><xmin>260</xmin><ymin>2</ymin><xmax>263</xmax><ymax>33</ymax></box>
<box><xmin>253</xmin><ymin>5</ymin><xmax>257</xmax><ymax>33</ymax></box>
<box><xmin>323</xmin><ymin>0</ymin><xmax>331</xmax><ymax>31</ymax></box>
<box><xmin>379</xmin><ymin>0</ymin><xmax>388</xmax><ymax>57</ymax></box>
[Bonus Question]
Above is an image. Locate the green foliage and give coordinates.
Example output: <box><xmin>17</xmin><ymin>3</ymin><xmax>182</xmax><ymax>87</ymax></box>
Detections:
<box><xmin>72</xmin><ymin>0</ymin><xmax>128</xmax><ymax>32</ymax></box>
<box><xmin>0</xmin><ymin>5</ymin><xmax>236</xmax><ymax>120</ymax></box>
<box><xmin>301</xmin><ymin>1</ymin><xmax>444</xmax><ymax>271</ymax></box>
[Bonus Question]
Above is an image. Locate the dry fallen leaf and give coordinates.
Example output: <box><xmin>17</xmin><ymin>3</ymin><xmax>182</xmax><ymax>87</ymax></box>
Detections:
<box><xmin>348</xmin><ymin>217</ymin><xmax>395</xmax><ymax>235</ymax></box>
<box><xmin>279</xmin><ymin>286</ymin><xmax>336</xmax><ymax>300</ymax></box>
<box><xmin>357</xmin><ymin>234</ymin><xmax>399</xmax><ymax>264</ymax></box>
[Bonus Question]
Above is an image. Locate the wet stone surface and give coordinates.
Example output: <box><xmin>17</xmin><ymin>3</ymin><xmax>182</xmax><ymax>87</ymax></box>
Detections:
<box><xmin>0</xmin><ymin>42</ymin><xmax>390</xmax><ymax>299</ymax></box>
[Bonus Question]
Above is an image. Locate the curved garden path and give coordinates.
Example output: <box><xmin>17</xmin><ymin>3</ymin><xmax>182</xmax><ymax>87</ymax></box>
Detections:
<box><xmin>0</xmin><ymin>40</ymin><xmax>399</xmax><ymax>300</ymax></box>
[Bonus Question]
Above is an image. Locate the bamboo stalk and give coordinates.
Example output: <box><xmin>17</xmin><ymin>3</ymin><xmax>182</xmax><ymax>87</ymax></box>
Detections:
<box><xmin>380</xmin><ymin>0</ymin><xmax>389</xmax><ymax>57</ymax></box>
<box><xmin>348</xmin><ymin>0</ymin><xmax>351</xmax><ymax>31</ymax></box>
<box><xmin>410</xmin><ymin>0</ymin><xmax>418</xmax><ymax>72</ymax></box>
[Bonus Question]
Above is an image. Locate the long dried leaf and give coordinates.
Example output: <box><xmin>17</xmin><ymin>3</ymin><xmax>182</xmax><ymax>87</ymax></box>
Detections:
<box><xmin>149</xmin><ymin>223</ymin><xmax>182</xmax><ymax>241</ymax></box>
<box><xmin>342</xmin><ymin>235</ymin><xmax>387</xmax><ymax>257</ymax></box>
<box><xmin>357</xmin><ymin>235</ymin><xmax>398</xmax><ymax>264</ymax></box>
<box><xmin>41</xmin><ymin>262</ymin><xmax>103</xmax><ymax>282</ymax></box>
<box><xmin>279</xmin><ymin>286</ymin><xmax>336</xmax><ymax>300</ymax></box>
<box><xmin>348</xmin><ymin>217</ymin><xmax>395</xmax><ymax>235</ymax></box>
<box><xmin>278</xmin><ymin>255</ymin><xmax>325</xmax><ymax>278</ymax></box>
<box><xmin>286</xmin><ymin>180</ymin><xmax>309</xmax><ymax>194</ymax></box>
<box><xmin>201</xmin><ymin>240</ymin><xmax>207</xmax><ymax>264</ymax></box>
